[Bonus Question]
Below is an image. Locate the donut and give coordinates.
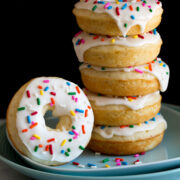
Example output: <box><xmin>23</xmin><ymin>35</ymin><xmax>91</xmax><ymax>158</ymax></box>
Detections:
<box><xmin>80</xmin><ymin>58</ymin><xmax>170</xmax><ymax>96</ymax></box>
<box><xmin>6</xmin><ymin>77</ymin><xmax>94</xmax><ymax>166</ymax></box>
<box><xmin>88</xmin><ymin>113</ymin><xmax>167</xmax><ymax>155</ymax></box>
<box><xmin>73</xmin><ymin>30</ymin><xmax>162</xmax><ymax>68</ymax></box>
<box><xmin>84</xmin><ymin>89</ymin><xmax>161</xmax><ymax>126</ymax></box>
<box><xmin>73</xmin><ymin>0</ymin><xmax>163</xmax><ymax>36</ymax></box>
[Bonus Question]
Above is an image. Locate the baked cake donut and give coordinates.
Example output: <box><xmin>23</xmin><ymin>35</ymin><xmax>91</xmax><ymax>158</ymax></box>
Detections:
<box><xmin>88</xmin><ymin>113</ymin><xmax>167</xmax><ymax>155</ymax></box>
<box><xmin>80</xmin><ymin>58</ymin><xmax>169</xmax><ymax>96</ymax></box>
<box><xmin>73</xmin><ymin>0</ymin><xmax>163</xmax><ymax>36</ymax></box>
<box><xmin>73</xmin><ymin>30</ymin><xmax>162</xmax><ymax>68</ymax></box>
<box><xmin>85</xmin><ymin>89</ymin><xmax>161</xmax><ymax>126</ymax></box>
<box><xmin>6</xmin><ymin>77</ymin><xmax>94</xmax><ymax>166</ymax></box>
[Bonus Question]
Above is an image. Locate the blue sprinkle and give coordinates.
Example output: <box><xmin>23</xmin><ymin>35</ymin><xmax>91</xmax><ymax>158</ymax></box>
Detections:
<box><xmin>121</xmin><ymin>3</ymin><xmax>127</xmax><ymax>10</ymax></box>
<box><xmin>153</xmin><ymin>29</ymin><xmax>157</xmax><ymax>35</ymax></box>
<box><xmin>157</xmin><ymin>112</ymin><xmax>161</xmax><ymax>115</ymax></box>
<box><xmin>122</xmin><ymin>161</ymin><xmax>128</xmax><ymax>165</ymax></box>
<box><xmin>44</xmin><ymin>86</ymin><xmax>49</xmax><ymax>91</ymax></box>
<box><xmin>75</xmin><ymin>109</ymin><xmax>84</xmax><ymax>113</ymax></box>
<box><xmin>87</xmin><ymin>64</ymin><xmax>92</xmax><ymax>68</ymax></box>
<box><xmin>101</xmin><ymin>126</ymin><xmax>105</xmax><ymax>129</ymax></box>
<box><xmin>158</xmin><ymin>61</ymin><xmax>162</xmax><ymax>64</ymax></box>
<box><xmin>97</xmin><ymin>1</ymin><xmax>105</xmax><ymax>4</ymax></box>
<box><xmin>61</xmin><ymin>150</ymin><xmax>65</xmax><ymax>154</ymax></box>
<box><xmin>76</xmin><ymin>39</ymin><xmax>81</xmax><ymax>45</ymax></box>
<box><xmin>27</xmin><ymin>115</ymin><xmax>31</xmax><ymax>124</ymax></box>
<box><xmin>118</xmin><ymin>0</ymin><xmax>123</xmax><ymax>2</ymax></box>
<box><xmin>150</xmin><ymin>117</ymin><xmax>156</xmax><ymax>121</ymax></box>
<box><xmin>130</xmin><ymin>15</ymin><xmax>135</xmax><ymax>20</ymax></box>
<box><xmin>88</xmin><ymin>163</ymin><xmax>96</xmax><ymax>167</ymax></box>
<box><xmin>163</xmin><ymin>64</ymin><xmax>166</xmax><ymax>67</ymax></box>
<box><xmin>145</xmin><ymin>121</ymin><xmax>148</xmax><ymax>124</ymax></box>
<box><xmin>68</xmin><ymin>131</ymin><xmax>74</xmax><ymax>135</ymax></box>
<box><xmin>66</xmin><ymin>82</ymin><xmax>71</xmax><ymax>86</ymax></box>
<box><xmin>107</xmin><ymin>6</ymin><xmax>112</xmax><ymax>10</ymax></box>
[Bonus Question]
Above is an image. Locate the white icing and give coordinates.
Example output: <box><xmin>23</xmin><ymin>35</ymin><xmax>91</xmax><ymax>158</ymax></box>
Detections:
<box><xmin>16</xmin><ymin>77</ymin><xmax>94</xmax><ymax>163</ymax></box>
<box><xmin>93</xmin><ymin>113</ymin><xmax>167</xmax><ymax>138</ymax></box>
<box><xmin>80</xmin><ymin>58</ymin><xmax>170</xmax><ymax>92</ymax></box>
<box><xmin>85</xmin><ymin>89</ymin><xmax>160</xmax><ymax>110</ymax></box>
<box><xmin>74</xmin><ymin>0</ymin><xmax>162</xmax><ymax>36</ymax></box>
<box><xmin>72</xmin><ymin>31</ymin><xmax>161</xmax><ymax>62</ymax></box>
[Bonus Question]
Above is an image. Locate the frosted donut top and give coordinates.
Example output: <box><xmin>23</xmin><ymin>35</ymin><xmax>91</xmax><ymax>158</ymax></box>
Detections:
<box><xmin>73</xmin><ymin>30</ymin><xmax>161</xmax><ymax>62</ymax></box>
<box><xmin>85</xmin><ymin>89</ymin><xmax>160</xmax><ymax>110</ymax></box>
<box><xmin>80</xmin><ymin>58</ymin><xmax>170</xmax><ymax>92</ymax></box>
<box><xmin>74</xmin><ymin>0</ymin><xmax>162</xmax><ymax>36</ymax></box>
<box><xmin>16</xmin><ymin>77</ymin><xmax>94</xmax><ymax>163</ymax></box>
<box><xmin>93</xmin><ymin>113</ymin><xmax>167</xmax><ymax>138</ymax></box>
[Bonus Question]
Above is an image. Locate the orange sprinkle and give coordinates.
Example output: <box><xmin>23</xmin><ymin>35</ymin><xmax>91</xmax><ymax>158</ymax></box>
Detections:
<box><xmin>101</xmin><ymin>38</ymin><xmax>105</xmax><ymax>41</ymax></box>
<box><xmin>51</xmin><ymin>98</ymin><xmax>55</xmax><ymax>105</ymax></box>
<box><xmin>87</xmin><ymin>105</ymin><xmax>91</xmax><ymax>109</ymax></box>
<box><xmin>148</xmin><ymin>63</ymin><xmax>152</xmax><ymax>71</ymax></box>
<box><xmin>120</xmin><ymin>125</ymin><xmax>128</xmax><ymax>128</ymax></box>
<box><xmin>45</xmin><ymin>145</ymin><xmax>49</xmax><ymax>151</ymax></box>
<box><xmin>76</xmin><ymin>86</ymin><xmax>81</xmax><ymax>94</ymax></box>
<box><xmin>85</xmin><ymin>109</ymin><xmax>88</xmax><ymax>117</ymax></box>
<box><xmin>47</xmin><ymin>138</ymin><xmax>55</xmax><ymax>143</ymax></box>
<box><xmin>129</xmin><ymin>5</ymin><xmax>133</xmax><ymax>11</ymax></box>
<box><xmin>82</xmin><ymin>125</ymin><xmax>86</xmax><ymax>134</ymax></box>
<box><xmin>127</xmin><ymin>96</ymin><xmax>137</xmax><ymax>100</ymax></box>
<box><xmin>30</xmin><ymin>122</ymin><xmax>38</xmax><ymax>129</ymax></box>
<box><xmin>22</xmin><ymin>129</ymin><xmax>28</xmax><ymax>133</ymax></box>
<box><xmin>38</xmin><ymin>85</ymin><xmax>43</xmax><ymax>89</ymax></box>
<box><xmin>39</xmin><ymin>144</ymin><xmax>43</xmax><ymax>148</ymax></box>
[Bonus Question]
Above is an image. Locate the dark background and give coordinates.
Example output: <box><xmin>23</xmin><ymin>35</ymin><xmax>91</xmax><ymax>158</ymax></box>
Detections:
<box><xmin>2</xmin><ymin>1</ymin><xmax>179</xmax><ymax>118</ymax></box>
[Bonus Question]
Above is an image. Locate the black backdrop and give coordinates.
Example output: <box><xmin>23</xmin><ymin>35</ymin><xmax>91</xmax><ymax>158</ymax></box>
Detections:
<box><xmin>2</xmin><ymin>1</ymin><xmax>179</xmax><ymax>118</ymax></box>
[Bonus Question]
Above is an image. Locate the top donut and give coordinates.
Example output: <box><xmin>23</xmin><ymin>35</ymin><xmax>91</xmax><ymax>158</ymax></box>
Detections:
<box><xmin>73</xmin><ymin>0</ymin><xmax>163</xmax><ymax>36</ymax></box>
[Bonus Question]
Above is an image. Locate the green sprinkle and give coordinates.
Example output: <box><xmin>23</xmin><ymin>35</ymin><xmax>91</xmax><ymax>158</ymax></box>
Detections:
<box><xmin>166</xmin><ymin>72</ymin><xmax>169</xmax><ymax>75</ymax></box>
<box><xmin>101</xmin><ymin>67</ymin><xmax>106</xmax><ymax>70</ymax></box>
<box><xmin>67</xmin><ymin>148</ymin><xmax>71</xmax><ymax>152</ymax></box>
<box><xmin>124</xmin><ymin>23</ymin><xmax>127</xmax><ymax>28</ymax></box>
<box><xmin>37</xmin><ymin>98</ymin><xmax>40</xmax><ymax>105</ymax></box>
<box><xmin>17</xmin><ymin>107</ymin><xmax>26</xmax><ymax>111</ymax></box>
<box><xmin>68</xmin><ymin>139</ymin><xmax>72</xmax><ymax>142</ymax></box>
<box><xmin>65</xmin><ymin>152</ymin><xmax>69</xmax><ymax>156</ymax></box>
<box><xmin>129</xmin><ymin>125</ymin><xmax>134</xmax><ymax>128</ymax></box>
<box><xmin>149</xmin><ymin>9</ymin><xmax>153</xmax><ymax>12</ymax></box>
<box><xmin>136</xmin><ymin>6</ymin><xmax>140</xmax><ymax>11</ymax></box>
<box><xmin>72</xmin><ymin>125</ymin><xmax>76</xmax><ymax>129</ymax></box>
<box><xmin>68</xmin><ymin>92</ymin><xmax>76</xmax><ymax>95</ymax></box>
<box><xmin>79</xmin><ymin>145</ymin><xmax>85</xmax><ymax>150</ymax></box>
<box><xmin>34</xmin><ymin>146</ymin><xmax>39</xmax><ymax>152</ymax></box>
<box><xmin>92</xmin><ymin>5</ymin><xmax>97</xmax><ymax>11</ymax></box>
<box><xmin>102</xmin><ymin>158</ymin><xmax>109</xmax><ymax>163</ymax></box>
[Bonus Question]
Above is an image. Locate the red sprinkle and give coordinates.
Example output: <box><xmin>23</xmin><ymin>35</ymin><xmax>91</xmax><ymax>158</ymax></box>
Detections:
<box><xmin>148</xmin><ymin>63</ymin><xmax>152</xmax><ymax>71</ymax></box>
<box><xmin>38</xmin><ymin>85</ymin><xmax>43</xmax><ymax>89</ymax></box>
<box><xmin>30</xmin><ymin>122</ymin><xmax>38</xmax><ymax>129</ymax></box>
<box><xmin>85</xmin><ymin>109</ymin><xmax>88</xmax><ymax>117</ymax></box>
<box><xmin>45</xmin><ymin>145</ymin><xmax>49</xmax><ymax>151</ymax></box>
<box><xmin>31</xmin><ymin>111</ymin><xmax>38</xmax><ymax>116</ymax></box>
<box><xmin>49</xmin><ymin>144</ymin><xmax>53</xmax><ymax>155</ymax></box>
<box><xmin>73</xmin><ymin>162</ymin><xmax>79</xmax><ymax>165</ymax></box>
<box><xmin>39</xmin><ymin>144</ymin><xmax>43</xmax><ymax>148</ymax></box>
<box><xmin>26</xmin><ymin>90</ymin><xmax>31</xmax><ymax>98</ymax></box>
<box><xmin>120</xmin><ymin>125</ymin><xmax>128</xmax><ymax>128</ymax></box>
<box><xmin>116</xmin><ymin>7</ymin><xmax>120</xmax><ymax>16</ymax></box>
<box><xmin>50</xmin><ymin>92</ymin><xmax>56</xmax><ymax>96</ymax></box>
<box><xmin>129</xmin><ymin>5</ymin><xmax>133</xmax><ymax>11</ymax></box>
<box><xmin>82</xmin><ymin>125</ymin><xmax>86</xmax><ymax>134</ymax></box>
<box><xmin>47</xmin><ymin>138</ymin><xmax>55</xmax><ymax>143</ymax></box>
<box><xmin>51</xmin><ymin>98</ymin><xmax>55</xmax><ymax>105</ymax></box>
<box><xmin>138</xmin><ymin>34</ymin><xmax>144</xmax><ymax>39</ymax></box>
<box><xmin>115</xmin><ymin>158</ymin><xmax>124</xmax><ymax>162</ymax></box>
<box><xmin>87</xmin><ymin>105</ymin><xmax>92</xmax><ymax>109</ymax></box>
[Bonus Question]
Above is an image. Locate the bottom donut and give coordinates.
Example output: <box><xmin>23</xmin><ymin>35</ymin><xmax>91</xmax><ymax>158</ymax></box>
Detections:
<box><xmin>88</xmin><ymin>113</ymin><xmax>167</xmax><ymax>155</ymax></box>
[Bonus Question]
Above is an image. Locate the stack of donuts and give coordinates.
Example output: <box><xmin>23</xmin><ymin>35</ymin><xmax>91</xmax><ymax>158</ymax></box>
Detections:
<box><xmin>73</xmin><ymin>0</ymin><xmax>170</xmax><ymax>155</ymax></box>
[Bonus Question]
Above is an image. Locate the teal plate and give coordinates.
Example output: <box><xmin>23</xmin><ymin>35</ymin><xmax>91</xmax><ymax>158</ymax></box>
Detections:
<box><xmin>0</xmin><ymin>104</ymin><xmax>180</xmax><ymax>179</ymax></box>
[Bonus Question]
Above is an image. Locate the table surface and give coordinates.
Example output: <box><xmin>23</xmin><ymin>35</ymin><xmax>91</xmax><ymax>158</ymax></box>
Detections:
<box><xmin>0</xmin><ymin>120</ymin><xmax>33</xmax><ymax>180</ymax></box>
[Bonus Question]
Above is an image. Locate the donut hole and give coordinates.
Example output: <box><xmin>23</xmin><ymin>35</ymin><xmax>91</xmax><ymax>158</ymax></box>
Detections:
<box><xmin>43</xmin><ymin>105</ymin><xmax>73</xmax><ymax>131</ymax></box>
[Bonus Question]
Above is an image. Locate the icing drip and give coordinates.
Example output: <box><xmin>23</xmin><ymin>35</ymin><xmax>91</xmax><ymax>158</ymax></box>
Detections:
<box><xmin>93</xmin><ymin>113</ymin><xmax>167</xmax><ymax>138</ymax></box>
<box><xmin>74</xmin><ymin>0</ymin><xmax>162</xmax><ymax>36</ymax></box>
<box><xmin>80</xmin><ymin>58</ymin><xmax>170</xmax><ymax>92</ymax></box>
<box><xmin>85</xmin><ymin>89</ymin><xmax>160</xmax><ymax>110</ymax></box>
<box><xmin>73</xmin><ymin>31</ymin><xmax>161</xmax><ymax>62</ymax></box>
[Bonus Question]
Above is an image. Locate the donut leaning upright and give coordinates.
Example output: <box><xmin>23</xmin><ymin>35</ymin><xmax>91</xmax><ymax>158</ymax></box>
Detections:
<box><xmin>73</xmin><ymin>0</ymin><xmax>170</xmax><ymax>155</ymax></box>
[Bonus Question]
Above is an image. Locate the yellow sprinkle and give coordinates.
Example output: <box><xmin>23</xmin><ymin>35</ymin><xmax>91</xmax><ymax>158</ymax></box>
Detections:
<box><xmin>128</xmin><ymin>98</ymin><xmax>133</xmax><ymax>102</ymax></box>
<box><xmin>160</xmin><ymin>63</ymin><xmax>163</xmax><ymax>66</ymax></box>
<box><xmin>40</xmin><ymin>90</ymin><xmax>44</xmax><ymax>96</ymax></box>
<box><xmin>115</xmin><ymin>0</ymin><xmax>120</xmax><ymax>4</ymax></box>
<box><xmin>61</xmin><ymin>139</ymin><xmax>67</xmax><ymax>146</ymax></box>
<box><xmin>133</xmin><ymin>35</ymin><xmax>138</xmax><ymax>39</ymax></box>
<box><xmin>111</xmin><ymin>39</ymin><xmax>115</xmax><ymax>43</ymax></box>
<box><xmin>70</xmin><ymin>110</ymin><xmax>76</xmax><ymax>116</ymax></box>
<box><xmin>137</xmin><ymin>123</ymin><xmax>142</xmax><ymax>126</ymax></box>
<box><xmin>105</xmin><ymin>164</ymin><xmax>110</xmax><ymax>168</ymax></box>
<box><xmin>33</xmin><ymin>134</ymin><xmax>41</xmax><ymax>140</ymax></box>
<box><xmin>144</xmin><ymin>66</ymin><xmax>149</xmax><ymax>70</ymax></box>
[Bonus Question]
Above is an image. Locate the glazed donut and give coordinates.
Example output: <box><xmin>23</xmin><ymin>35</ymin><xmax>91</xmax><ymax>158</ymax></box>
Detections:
<box><xmin>6</xmin><ymin>77</ymin><xmax>94</xmax><ymax>166</ymax></box>
<box><xmin>88</xmin><ymin>113</ymin><xmax>167</xmax><ymax>155</ymax></box>
<box><xmin>80</xmin><ymin>58</ymin><xmax>169</xmax><ymax>96</ymax></box>
<box><xmin>85</xmin><ymin>89</ymin><xmax>161</xmax><ymax>126</ymax></box>
<box><xmin>73</xmin><ymin>30</ymin><xmax>162</xmax><ymax>68</ymax></box>
<box><xmin>73</xmin><ymin>0</ymin><xmax>163</xmax><ymax>36</ymax></box>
